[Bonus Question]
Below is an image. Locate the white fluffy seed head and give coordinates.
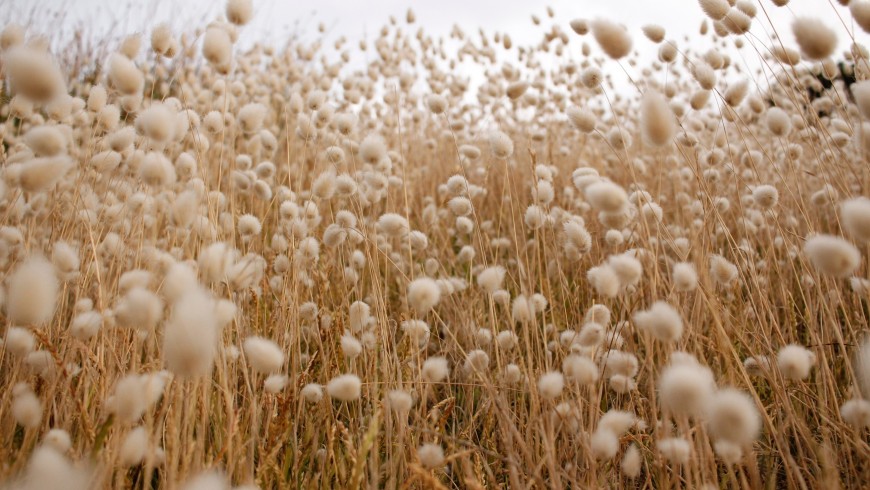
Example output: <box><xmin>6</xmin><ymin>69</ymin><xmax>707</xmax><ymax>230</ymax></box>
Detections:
<box><xmin>202</xmin><ymin>27</ymin><xmax>233</xmax><ymax>68</ymax></box>
<box><xmin>776</xmin><ymin>344</ymin><xmax>816</xmax><ymax>381</ymax></box>
<box><xmin>12</xmin><ymin>383</ymin><xmax>42</xmax><ymax>428</ymax></box>
<box><xmin>24</xmin><ymin>126</ymin><xmax>66</xmax><ymax>157</ymax></box>
<box><xmin>672</xmin><ymin>262</ymin><xmax>698</xmax><ymax>292</ymax></box>
<box><xmin>841</xmin><ymin>398</ymin><xmax>870</xmax><ymax>428</ymax></box>
<box><xmin>641</xmin><ymin>89</ymin><xmax>676</xmax><ymax>147</ymax></box>
<box><xmin>387</xmin><ymin>390</ymin><xmax>413</xmax><ymax>414</ymax></box>
<box><xmin>710</xmin><ymin>254</ymin><xmax>739</xmax><ymax>287</ymax></box>
<box><xmin>659</xmin><ymin>360</ymin><xmax>716</xmax><ymax>417</ymax></box>
<box><xmin>120</xmin><ymin>427</ymin><xmax>149</xmax><ymax>466</ymax></box>
<box><xmin>17</xmin><ymin>155</ymin><xmax>74</xmax><ymax>193</ymax></box>
<box><xmin>590</xmin><ymin>429</ymin><xmax>619</xmax><ymax>460</ymax></box>
<box><xmin>633</xmin><ymin>301</ymin><xmax>683</xmax><ymax>342</ymax></box>
<box><xmin>340</xmin><ymin>334</ymin><xmax>363</xmax><ymax>359</ymax></box>
<box><xmin>563</xmin><ymin>355</ymin><xmax>599</xmax><ymax>385</ymax></box>
<box><xmin>359</xmin><ymin>134</ymin><xmax>387</xmax><ymax>164</ymax></box>
<box><xmin>162</xmin><ymin>288</ymin><xmax>218</xmax><ymax>377</ymax></box>
<box><xmin>793</xmin><ymin>18</ymin><xmax>837</xmax><ymax>61</ymax></box>
<box><xmin>42</xmin><ymin>428</ymin><xmax>72</xmax><ymax>453</ymax></box>
<box><xmin>538</xmin><ymin>371</ymin><xmax>565</xmax><ymax>399</ymax></box>
<box><xmin>599</xmin><ymin>409</ymin><xmax>637</xmax><ymax>436</ymax></box>
<box><xmin>706</xmin><ymin>388</ymin><xmax>761</xmax><ymax>445</ymax></box>
<box><xmin>699</xmin><ymin>0</ymin><xmax>730</xmax><ymax>20</ymax></box>
<box><xmin>477</xmin><ymin>265</ymin><xmax>506</xmax><ymax>293</ymax></box>
<box><xmin>407</xmin><ymin>277</ymin><xmax>441</xmax><ymax>314</ymax></box>
<box><xmin>5</xmin><ymin>47</ymin><xmax>65</xmax><ymax>102</ymax></box>
<box><xmin>752</xmin><ymin>185</ymin><xmax>779</xmax><ymax>209</ymax></box>
<box><xmin>326</xmin><ymin>374</ymin><xmax>362</xmax><ymax>402</ymax></box>
<box><xmin>804</xmin><ymin>234</ymin><xmax>861</xmax><ymax>277</ymax></box>
<box><xmin>243</xmin><ymin>336</ymin><xmax>284</xmax><ymax>374</ymax></box>
<box><xmin>264</xmin><ymin>374</ymin><xmax>288</xmax><ymax>394</ymax></box>
<box><xmin>417</xmin><ymin>443</ymin><xmax>445</xmax><ymax>469</ymax></box>
<box><xmin>107</xmin><ymin>53</ymin><xmax>143</xmax><ymax>95</ymax></box>
<box><xmin>489</xmin><ymin>130</ymin><xmax>514</xmax><ymax>159</ymax></box>
<box><xmin>422</xmin><ymin>356</ymin><xmax>449</xmax><ymax>382</ymax></box>
<box><xmin>237</xmin><ymin>214</ymin><xmax>262</xmax><ymax>236</ymax></box>
<box><xmin>766</xmin><ymin>107</ymin><xmax>792</xmax><ymax>136</ymax></box>
<box><xmin>567</xmin><ymin>107</ymin><xmax>596</xmax><ymax>133</ymax></box>
<box><xmin>4</xmin><ymin>326</ymin><xmax>36</xmax><ymax>356</ymax></box>
<box><xmin>226</xmin><ymin>0</ymin><xmax>253</xmax><ymax>25</ymax></box>
<box><xmin>7</xmin><ymin>256</ymin><xmax>58</xmax><ymax>326</ymax></box>
<box><xmin>621</xmin><ymin>444</ymin><xmax>642</xmax><ymax>478</ymax></box>
<box><xmin>301</xmin><ymin>383</ymin><xmax>323</xmax><ymax>403</ymax></box>
<box><xmin>591</xmin><ymin>19</ymin><xmax>632</xmax><ymax>59</ymax></box>
<box><xmin>426</xmin><ymin>94</ymin><xmax>448</xmax><ymax>114</ymax></box>
<box><xmin>657</xmin><ymin>438</ymin><xmax>691</xmax><ymax>465</ymax></box>
<box><xmin>841</xmin><ymin>197</ymin><xmax>870</xmax><ymax>243</ymax></box>
<box><xmin>585</xmin><ymin>181</ymin><xmax>627</xmax><ymax>212</ymax></box>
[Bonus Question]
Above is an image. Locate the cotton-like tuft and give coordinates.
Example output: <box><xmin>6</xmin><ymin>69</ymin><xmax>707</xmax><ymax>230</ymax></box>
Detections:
<box><xmin>426</xmin><ymin>94</ymin><xmax>448</xmax><ymax>114</ymax></box>
<box><xmin>641</xmin><ymin>90</ymin><xmax>676</xmax><ymax>146</ymax></box>
<box><xmin>24</xmin><ymin>126</ymin><xmax>66</xmax><ymax>157</ymax></box>
<box><xmin>4</xmin><ymin>327</ymin><xmax>36</xmax><ymax>356</ymax></box>
<box><xmin>387</xmin><ymin>390</ymin><xmax>413</xmax><ymax>414</ymax></box>
<box><xmin>417</xmin><ymin>443</ymin><xmax>445</xmax><ymax>469</ymax></box>
<box><xmin>243</xmin><ymin>337</ymin><xmax>284</xmax><ymax>374</ymax></box>
<box><xmin>18</xmin><ymin>156</ymin><xmax>74</xmax><ymax>193</ymax></box>
<box><xmin>489</xmin><ymin>130</ymin><xmax>514</xmax><ymax>159</ymax></box>
<box><xmin>340</xmin><ymin>334</ymin><xmax>363</xmax><ymax>358</ymax></box>
<box><xmin>766</xmin><ymin>107</ymin><xmax>792</xmax><ymax>136</ymax></box>
<box><xmin>538</xmin><ymin>371</ymin><xmax>565</xmax><ymax>399</ymax></box>
<box><xmin>590</xmin><ymin>429</ymin><xmax>619</xmax><ymax>460</ymax></box>
<box><xmin>12</xmin><ymin>383</ymin><xmax>42</xmax><ymax>428</ymax></box>
<box><xmin>326</xmin><ymin>374</ymin><xmax>362</xmax><ymax>402</ymax></box>
<box><xmin>804</xmin><ymin>234</ymin><xmax>860</xmax><ymax>277</ymax></box>
<box><xmin>5</xmin><ymin>47</ymin><xmax>65</xmax><ymax>102</ymax></box>
<box><xmin>585</xmin><ymin>181</ymin><xmax>627</xmax><ymax>212</ymax></box>
<box><xmin>107</xmin><ymin>53</ymin><xmax>143</xmax><ymax>95</ymax></box>
<box><xmin>792</xmin><ymin>17</ymin><xmax>837</xmax><ymax>60</ymax></box>
<box><xmin>162</xmin><ymin>288</ymin><xmax>218</xmax><ymax>377</ymax></box>
<box><xmin>238</xmin><ymin>214</ymin><xmax>262</xmax><ymax>236</ymax></box>
<box><xmin>120</xmin><ymin>427</ymin><xmax>148</xmax><ymax>466</ymax></box>
<box><xmin>407</xmin><ymin>277</ymin><xmax>441</xmax><ymax>314</ymax></box>
<box><xmin>202</xmin><ymin>27</ymin><xmax>233</xmax><ymax>68</ymax></box>
<box><xmin>6</xmin><ymin>256</ymin><xmax>58</xmax><ymax>325</ymax></box>
<box><xmin>562</xmin><ymin>355</ymin><xmax>599</xmax><ymax>385</ymax></box>
<box><xmin>477</xmin><ymin>265</ymin><xmax>506</xmax><ymax>293</ymax></box>
<box><xmin>569</xmin><ymin>19</ymin><xmax>589</xmax><ymax>35</ymax></box>
<box><xmin>226</xmin><ymin>0</ymin><xmax>253</xmax><ymax>25</ymax></box>
<box><xmin>264</xmin><ymin>374</ymin><xmax>288</xmax><ymax>393</ymax></box>
<box><xmin>776</xmin><ymin>344</ymin><xmax>816</xmax><ymax>381</ymax></box>
<box><xmin>706</xmin><ymin>388</ymin><xmax>761</xmax><ymax>445</ymax></box>
<box><xmin>659</xmin><ymin>360</ymin><xmax>716</xmax><ymax>417</ymax></box>
<box><xmin>841</xmin><ymin>398</ymin><xmax>870</xmax><ymax>428</ymax></box>
<box><xmin>633</xmin><ymin>301</ymin><xmax>683</xmax><ymax>342</ymax></box>
<box><xmin>710</xmin><ymin>254</ymin><xmax>739</xmax><ymax>287</ymax></box>
<box><xmin>621</xmin><ymin>444</ymin><xmax>642</xmax><ymax>478</ymax></box>
<box><xmin>136</xmin><ymin>103</ymin><xmax>176</xmax><ymax>144</ymax></box>
<box><xmin>422</xmin><ymin>356</ymin><xmax>449</xmax><ymax>382</ymax></box>
<box><xmin>591</xmin><ymin>19</ymin><xmax>632</xmax><ymax>59</ymax></box>
<box><xmin>752</xmin><ymin>185</ymin><xmax>779</xmax><ymax>209</ymax></box>
<box><xmin>699</xmin><ymin>0</ymin><xmax>730</xmax><ymax>20</ymax></box>
<box><xmin>841</xmin><ymin>197</ymin><xmax>870</xmax><ymax>243</ymax></box>
<box><xmin>672</xmin><ymin>262</ymin><xmax>698</xmax><ymax>291</ymax></box>
<box><xmin>301</xmin><ymin>383</ymin><xmax>323</xmax><ymax>403</ymax></box>
<box><xmin>657</xmin><ymin>438</ymin><xmax>691</xmax><ymax>465</ymax></box>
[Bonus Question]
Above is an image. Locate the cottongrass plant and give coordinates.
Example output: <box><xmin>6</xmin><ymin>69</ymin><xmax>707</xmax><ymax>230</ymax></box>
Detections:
<box><xmin>1</xmin><ymin>0</ymin><xmax>870</xmax><ymax>487</ymax></box>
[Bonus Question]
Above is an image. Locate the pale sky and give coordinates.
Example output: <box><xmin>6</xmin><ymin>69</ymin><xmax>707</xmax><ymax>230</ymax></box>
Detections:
<box><xmin>3</xmin><ymin>0</ymin><xmax>867</xmax><ymax>96</ymax></box>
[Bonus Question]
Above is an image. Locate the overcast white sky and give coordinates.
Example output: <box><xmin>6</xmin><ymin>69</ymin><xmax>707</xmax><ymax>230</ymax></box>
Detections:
<box><xmin>4</xmin><ymin>0</ymin><xmax>868</xmax><ymax>96</ymax></box>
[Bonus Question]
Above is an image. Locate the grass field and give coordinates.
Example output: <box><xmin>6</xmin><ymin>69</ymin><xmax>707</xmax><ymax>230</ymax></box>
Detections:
<box><xmin>2</xmin><ymin>0</ymin><xmax>870</xmax><ymax>487</ymax></box>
